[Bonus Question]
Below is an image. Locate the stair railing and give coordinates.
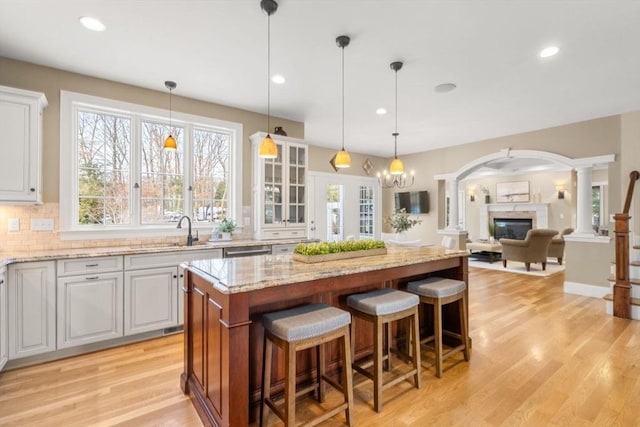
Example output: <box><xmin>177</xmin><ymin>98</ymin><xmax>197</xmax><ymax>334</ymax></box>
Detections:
<box><xmin>613</xmin><ymin>170</ymin><xmax>640</xmax><ymax>318</ymax></box>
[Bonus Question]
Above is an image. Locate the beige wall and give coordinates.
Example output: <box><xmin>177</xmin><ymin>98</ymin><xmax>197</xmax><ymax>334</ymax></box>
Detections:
<box><xmin>0</xmin><ymin>56</ymin><xmax>306</xmax><ymax>205</ymax></box>
<box><xmin>0</xmin><ymin>57</ymin><xmax>387</xmax><ymax>250</ymax></box>
<box><xmin>381</xmin><ymin>115</ymin><xmax>622</xmax><ymax>245</ymax></box>
<box><xmin>463</xmin><ymin>170</ymin><xmax>575</xmax><ymax>241</ymax></box>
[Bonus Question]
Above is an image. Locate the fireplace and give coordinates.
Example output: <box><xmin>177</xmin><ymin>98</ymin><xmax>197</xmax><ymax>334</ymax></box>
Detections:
<box><xmin>494</xmin><ymin>218</ymin><xmax>532</xmax><ymax>240</ymax></box>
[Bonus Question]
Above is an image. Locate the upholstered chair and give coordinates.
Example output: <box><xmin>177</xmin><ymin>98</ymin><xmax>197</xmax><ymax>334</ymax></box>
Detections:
<box><xmin>547</xmin><ymin>228</ymin><xmax>574</xmax><ymax>265</ymax></box>
<box><xmin>499</xmin><ymin>229</ymin><xmax>558</xmax><ymax>271</ymax></box>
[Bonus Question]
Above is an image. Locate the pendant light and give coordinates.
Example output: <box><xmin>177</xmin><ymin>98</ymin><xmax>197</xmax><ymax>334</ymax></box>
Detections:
<box><xmin>163</xmin><ymin>80</ymin><xmax>177</xmax><ymax>151</ymax></box>
<box><xmin>334</xmin><ymin>35</ymin><xmax>351</xmax><ymax>169</ymax></box>
<box><xmin>258</xmin><ymin>0</ymin><xmax>278</xmax><ymax>159</ymax></box>
<box><xmin>389</xmin><ymin>61</ymin><xmax>404</xmax><ymax>175</ymax></box>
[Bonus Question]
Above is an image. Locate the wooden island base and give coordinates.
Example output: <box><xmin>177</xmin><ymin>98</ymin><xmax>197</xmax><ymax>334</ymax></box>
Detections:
<box><xmin>181</xmin><ymin>247</ymin><xmax>468</xmax><ymax>426</ymax></box>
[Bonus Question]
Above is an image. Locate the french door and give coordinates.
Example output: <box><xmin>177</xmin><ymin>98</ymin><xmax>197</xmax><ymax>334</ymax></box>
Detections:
<box><xmin>307</xmin><ymin>172</ymin><xmax>381</xmax><ymax>242</ymax></box>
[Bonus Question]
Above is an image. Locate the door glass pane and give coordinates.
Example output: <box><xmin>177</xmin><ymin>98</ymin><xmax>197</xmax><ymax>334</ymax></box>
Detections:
<box><xmin>326</xmin><ymin>184</ymin><xmax>343</xmax><ymax>242</ymax></box>
<box><xmin>359</xmin><ymin>185</ymin><xmax>374</xmax><ymax>239</ymax></box>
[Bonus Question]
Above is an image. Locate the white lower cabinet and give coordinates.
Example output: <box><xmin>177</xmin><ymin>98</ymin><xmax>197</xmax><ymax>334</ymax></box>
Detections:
<box><xmin>0</xmin><ymin>266</ymin><xmax>8</xmax><ymax>371</ymax></box>
<box><xmin>124</xmin><ymin>267</ymin><xmax>178</xmax><ymax>336</ymax></box>
<box><xmin>8</xmin><ymin>261</ymin><xmax>56</xmax><ymax>359</ymax></box>
<box><xmin>57</xmin><ymin>272</ymin><xmax>124</xmax><ymax>349</ymax></box>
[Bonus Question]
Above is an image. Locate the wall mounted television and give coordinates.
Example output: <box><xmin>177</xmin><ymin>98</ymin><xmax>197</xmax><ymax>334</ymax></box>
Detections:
<box><xmin>394</xmin><ymin>190</ymin><xmax>429</xmax><ymax>214</ymax></box>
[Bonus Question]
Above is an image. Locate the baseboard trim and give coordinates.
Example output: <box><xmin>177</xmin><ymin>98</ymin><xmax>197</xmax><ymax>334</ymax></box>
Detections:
<box><xmin>564</xmin><ymin>281</ymin><xmax>610</xmax><ymax>298</ymax></box>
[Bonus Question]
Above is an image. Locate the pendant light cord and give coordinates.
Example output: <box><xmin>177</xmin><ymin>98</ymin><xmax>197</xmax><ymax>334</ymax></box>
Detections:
<box><xmin>394</xmin><ymin>67</ymin><xmax>398</xmax><ymax>158</ymax></box>
<box><xmin>341</xmin><ymin>44</ymin><xmax>345</xmax><ymax>151</ymax></box>
<box><xmin>267</xmin><ymin>11</ymin><xmax>271</xmax><ymax>134</ymax></box>
<box><xmin>169</xmin><ymin>87</ymin><xmax>172</xmax><ymax>134</ymax></box>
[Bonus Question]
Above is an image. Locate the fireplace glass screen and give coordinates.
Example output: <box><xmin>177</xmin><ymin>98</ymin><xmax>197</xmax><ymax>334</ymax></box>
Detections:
<box><xmin>494</xmin><ymin>218</ymin><xmax>533</xmax><ymax>240</ymax></box>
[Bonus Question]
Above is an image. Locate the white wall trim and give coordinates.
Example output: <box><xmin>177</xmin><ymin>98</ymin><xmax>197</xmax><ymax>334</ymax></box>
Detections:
<box><xmin>564</xmin><ymin>235</ymin><xmax>611</xmax><ymax>244</ymax></box>
<box><xmin>564</xmin><ymin>280</ymin><xmax>610</xmax><ymax>298</ymax></box>
<box><xmin>433</xmin><ymin>149</ymin><xmax>615</xmax><ymax>181</ymax></box>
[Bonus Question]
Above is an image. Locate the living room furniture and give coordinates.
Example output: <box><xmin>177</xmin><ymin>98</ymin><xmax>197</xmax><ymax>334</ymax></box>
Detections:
<box><xmin>260</xmin><ymin>303</ymin><xmax>354</xmax><ymax>426</ymax></box>
<box><xmin>466</xmin><ymin>241</ymin><xmax>502</xmax><ymax>263</ymax></box>
<box><xmin>499</xmin><ymin>229</ymin><xmax>557</xmax><ymax>271</ymax></box>
<box><xmin>548</xmin><ymin>228</ymin><xmax>574</xmax><ymax>265</ymax></box>
<box><xmin>346</xmin><ymin>288</ymin><xmax>421</xmax><ymax>412</ymax></box>
<box><xmin>406</xmin><ymin>277</ymin><xmax>470</xmax><ymax>378</ymax></box>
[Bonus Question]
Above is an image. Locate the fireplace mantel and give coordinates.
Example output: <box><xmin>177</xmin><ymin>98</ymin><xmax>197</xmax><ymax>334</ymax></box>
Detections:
<box><xmin>479</xmin><ymin>203</ymin><xmax>549</xmax><ymax>240</ymax></box>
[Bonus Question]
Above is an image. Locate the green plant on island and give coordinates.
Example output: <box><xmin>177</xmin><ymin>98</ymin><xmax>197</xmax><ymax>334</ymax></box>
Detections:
<box><xmin>218</xmin><ymin>217</ymin><xmax>236</xmax><ymax>234</ymax></box>
<box><xmin>385</xmin><ymin>208</ymin><xmax>422</xmax><ymax>233</ymax></box>
<box><xmin>294</xmin><ymin>239</ymin><xmax>385</xmax><ymax>256</ymax></box>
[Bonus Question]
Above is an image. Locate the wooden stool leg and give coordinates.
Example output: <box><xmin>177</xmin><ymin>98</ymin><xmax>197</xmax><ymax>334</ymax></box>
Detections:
<box><xmin>434</xmin><ymin>300</ymin><xmax>443</xmax><ymax>378</ymax></box>
<box><xmin>373</xmin><ymin>317</ymin><xmax>384</xmax><ymax>412</ymax></box>
<box><xmin>341</xmin><ymin>326</ymin><xmax>355</xmax><ymax>426</ymax></box>
<box><xmin>384</xmin><ymin>320</ymin><xmax>392</xmax><ymax>371</ymax></box>
<box><xmin>284</xmin><ymin>343</ymin><xmax>296</xmax><ymax>427</ymax></box>
<box><xmin>260</xmin><ymin>335</ymin><xmax>273</xmax><ymax>427</ymax></box>
<box><xmin>317</xmin><ymin>342</ymin><xmax>326</xmax><ymax>402</ymax></box>
<box><xmin>460</xmin><ymin>293</ymin><xmax>470</xmax><ymax>361</ymax></box>
<box><xmin>411</xmin><ymin>309</ymin><xmax>421</xmax><ymax>388</ymax></box>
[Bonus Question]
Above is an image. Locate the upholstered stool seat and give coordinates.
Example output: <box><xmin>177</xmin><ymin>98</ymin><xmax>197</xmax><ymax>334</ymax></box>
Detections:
<box><xmin>407</xmin><ymin>277</ymin><xmax>470</xmax><ymax>378</ymax></box>
<box><xmin>260</xmin><ymin>303</ymin><xmax>354</xmax><ymax>426</ymax></box>
<box><xmin>346</xmin><ymin>288</ymin><xmax>421</xmax><ymax>412</ymax></box>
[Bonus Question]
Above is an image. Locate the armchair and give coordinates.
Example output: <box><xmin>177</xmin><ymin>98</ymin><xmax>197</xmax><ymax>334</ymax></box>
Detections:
<box><xmin>547</xmin><ymin>228</ymin><xmax>574</xmax><ymax>265</ymax></box>
<box><xmin>499</xmin><ymin>229</ymin><xmax>558</xmax><ymax>271</ymax></box>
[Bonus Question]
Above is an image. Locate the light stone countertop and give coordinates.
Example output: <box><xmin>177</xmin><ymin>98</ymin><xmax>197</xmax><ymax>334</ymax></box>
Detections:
<box><xmin>185</xmin><ymin>246</ymin><xmax>468</xmax><ymax>294</ymax></box>
<box><xmin>0</xmin><ymin>238</ymin><xmax>304</xmax><ymax>266</ymax></box>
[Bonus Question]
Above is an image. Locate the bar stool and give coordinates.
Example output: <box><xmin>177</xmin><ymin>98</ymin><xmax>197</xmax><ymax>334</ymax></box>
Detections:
<box><xmin>406</xmin><ymin>277</ymin><xmax>470</xmax><ymax>378</ymax></box>
<box><xmin>346</xmin><ymin>288</ymin><xmax>421</xmax><ymax>412</ymax></box>
<box><xmin>260</xmin><ymin>303</ymin><xmax>354</xmax><ymax>426</ymax></box>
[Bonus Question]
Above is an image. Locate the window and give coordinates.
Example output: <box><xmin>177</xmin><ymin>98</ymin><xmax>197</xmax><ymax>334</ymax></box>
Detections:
<box><xmin>592</xmin><ymin>182</ymin><xmax>607</xmax><ymax>232</ymax></box>
<box><xmin>61</xmin><ymin>91</ymin><xmax>242</xmax><ymax>239</ymax></box>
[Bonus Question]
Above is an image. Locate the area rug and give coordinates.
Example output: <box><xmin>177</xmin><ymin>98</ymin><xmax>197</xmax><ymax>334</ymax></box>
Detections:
<box><xmin>468</xmin><ymin>258</ymin><xmax>565</xmax><ymax>277</ymax></box>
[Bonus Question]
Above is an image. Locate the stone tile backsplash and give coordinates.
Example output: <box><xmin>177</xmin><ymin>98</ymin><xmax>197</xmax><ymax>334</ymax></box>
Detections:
<box><xmin>0</xmin><ymin>203</ymin><xmax>252</xmax><ymax>252</ymax></box>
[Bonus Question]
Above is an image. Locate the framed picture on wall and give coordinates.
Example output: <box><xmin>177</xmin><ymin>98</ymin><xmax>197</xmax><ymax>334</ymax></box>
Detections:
<box><xmin>496</xmin><ymin>181</ymin><xmax>529</xmax><ymax>203</ymax></box>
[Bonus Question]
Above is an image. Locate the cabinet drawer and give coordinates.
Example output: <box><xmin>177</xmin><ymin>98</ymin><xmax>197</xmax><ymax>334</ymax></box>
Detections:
<box><xmin>260</xmin><ymin>228</ymin><xmax>306</xmax><ymax>240</ymax></box>
<box><xmin>271</xmin><ymin>243</ymin><xmax>298</xmax><ymax>254</ymax></box>
<box><xmin>125</xmin><ymin>248</ymin><xmax>222</xmax><ymax>270</ymax></box>
<box><xmin>57</xmin><ymin>256</ymin><xmax>123</xmax><ymax>277</ymax></box>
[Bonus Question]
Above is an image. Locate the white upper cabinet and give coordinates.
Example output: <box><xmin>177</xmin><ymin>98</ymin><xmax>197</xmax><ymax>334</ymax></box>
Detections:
<box><xmin>0</xmin><ymin>85</ymin><xmax>47</xmax><ymax>204</ymax></box>
<box><xmin>251</xmin><ymin>132</ymin><xmax>307</xmax><ymax>240</ymax></box>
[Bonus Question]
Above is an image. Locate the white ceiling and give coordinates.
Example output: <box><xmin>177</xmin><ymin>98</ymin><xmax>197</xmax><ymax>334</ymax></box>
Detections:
<box><xmin>2</xmin><ymin>0</ymin><xmax>640</xmax><ymax>158</ymax></box>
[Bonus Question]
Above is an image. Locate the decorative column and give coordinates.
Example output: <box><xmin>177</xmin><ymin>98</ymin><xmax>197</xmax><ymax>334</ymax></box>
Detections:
<box><xmin>447</xmin><ymin>178</ymin><xmax>459</xmax><ymax>230</ymax></box>
<box><xmin>575</xmin><ymin>166</ymin><xmax>595</xmax><ymax>236</ymax></box>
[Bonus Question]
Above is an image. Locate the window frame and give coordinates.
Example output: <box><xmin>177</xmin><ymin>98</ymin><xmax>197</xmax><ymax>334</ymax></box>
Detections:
<box><xmin>60</xmin><ymin>91</ymin><xmax>242</xmax><ymax>240</ymax></box>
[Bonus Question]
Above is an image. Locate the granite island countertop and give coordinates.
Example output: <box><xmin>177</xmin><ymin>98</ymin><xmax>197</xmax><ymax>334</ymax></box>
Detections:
<box><xmin>185</xmin><ymin>246</ymin><xmax>468</xmax><ymax>294</ymax></box>
<box><xmin>0</xmin><ymin>238</ymin><xmax>307</xmax><ymax>266</ymax></box>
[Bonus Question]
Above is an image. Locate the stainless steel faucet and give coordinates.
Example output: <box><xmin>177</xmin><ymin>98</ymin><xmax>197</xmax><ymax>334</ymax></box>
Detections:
<box><xmin>176</xmin><ymin>216</ymin><xmax>198</xmax><ymax>246</ymax></box>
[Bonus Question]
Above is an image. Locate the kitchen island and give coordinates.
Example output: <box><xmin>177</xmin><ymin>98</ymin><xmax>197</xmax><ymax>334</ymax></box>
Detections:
<box><xmin>181</xmin><ymin>246</ymin><xmax>469</xmax><ymax>427</ymax></box>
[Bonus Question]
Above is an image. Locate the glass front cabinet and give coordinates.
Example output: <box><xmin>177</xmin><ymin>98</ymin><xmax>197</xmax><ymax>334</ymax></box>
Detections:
<box><xmin>251</xmin><ymin>132</ymin><xmax>307</xmax><ymax>240</ymax></box>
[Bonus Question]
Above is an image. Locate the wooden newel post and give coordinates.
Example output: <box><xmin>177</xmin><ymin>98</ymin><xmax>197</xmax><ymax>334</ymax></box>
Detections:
<box><xmin>613</xmin><ymin>170</ymin><xmax>640</xmax><ymax>319</ymax></box>
<box><xmin>613</xmin><ymin>213</ymin><xmax>631</xmax><ymax>319</ymax></box>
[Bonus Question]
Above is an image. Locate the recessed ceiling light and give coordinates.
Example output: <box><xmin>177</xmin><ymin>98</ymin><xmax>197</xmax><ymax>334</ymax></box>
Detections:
<box><xmin>434</xmin><ymin>83</ymin><xmax>457</xmax><ymax>93</ymax></box>
<box><xmin>376</xmin><ymin>108</ymin><xmax>387</xmax><ymax>115</ymax></box>
<box><xmin>79</xmin><ymin>16</ymin><xmax>106</xmax><ymax>32</ymax></box>
<box><xmin>271</xmin><ymin>74</ymin><xmax>286</xmax><ymax>84</ymax></box>
<box><xmin>539</xmin><ymin>46</ymin><xmax>559</xmax><ymax>58</ymax></box>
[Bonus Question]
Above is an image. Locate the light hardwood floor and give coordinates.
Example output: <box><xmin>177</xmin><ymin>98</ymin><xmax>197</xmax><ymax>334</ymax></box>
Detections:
<box><xmin>1</xmin><ymin>267</ymin><xmax>639</xmax><ymax>426</ymax></box>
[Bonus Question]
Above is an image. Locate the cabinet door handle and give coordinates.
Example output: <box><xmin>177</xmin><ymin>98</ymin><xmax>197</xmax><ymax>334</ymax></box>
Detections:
<box><xmin>173</xmin><ymin>275</ymin><xmax>178</xmax><ymax>279</ymax></box>
<box><xmin>85</xmin><ymin>276</ymin><xmax>99</xmax><ymax>280</ymax></box>
<box><xmin>0</xmin><ymin>279</ymin><xmax>4</xmax><ymax>285</ymax></box>
<box><xmin>179</xmin><ymin>273</ymin><xmax>184</xmax><ymax>278</ymax></box>
<box><xmin>30</xmin><ymin>188</ymin><xmax>35</xmax><ymax>192</ymax></box>
<box><xmin>193</xmin><ymin>287</ymin><xmax>205</xmax><ymax>296</ymax></box>
<box><xmin>85</xmin><ymin>263</ymin><xmax>99</xmax><ymax>267</ymax></box>
<box><xmin>180</xmin><ymin>286</ymin><xmax>188</xmax><ymax>293</ymax></box>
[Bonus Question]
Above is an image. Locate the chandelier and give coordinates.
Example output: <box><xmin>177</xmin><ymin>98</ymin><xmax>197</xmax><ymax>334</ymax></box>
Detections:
<box><xmin>378</xmin><ymin>169</ymin><xmax>415</xmax><ymax>188</ymax></box>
